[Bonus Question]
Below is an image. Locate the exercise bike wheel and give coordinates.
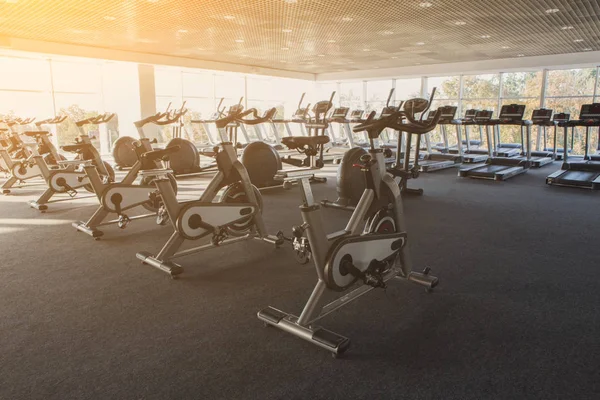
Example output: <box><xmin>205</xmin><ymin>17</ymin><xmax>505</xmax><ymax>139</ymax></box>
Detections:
<box><xmin>140</xmin><ymin>173</ymin><xmax>178</xmax><ymax>212</ymax></box>
<box><xmin>84</xmin><ymin>162</ymin><xmax>115</xmax><ymax>193</ymax></box>
<box><xmin>112</xmin><ymin>136</ymin><xmax>139</xmax><ymax>170</ymax></box>
<box><xmin>221</xmin><ymin>182</ymin><xmax>263</xmax><ymax>237</ymax></box>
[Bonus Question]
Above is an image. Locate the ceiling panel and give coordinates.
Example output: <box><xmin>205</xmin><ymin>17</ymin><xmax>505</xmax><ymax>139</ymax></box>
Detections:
<box><xmin>0</xmin><ymin>0</ymin><xmax>598</xmax><ymax>74</ymax></box>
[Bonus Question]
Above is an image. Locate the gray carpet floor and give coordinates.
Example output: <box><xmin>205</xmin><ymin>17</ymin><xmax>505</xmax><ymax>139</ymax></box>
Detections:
<box><xmin>0</xmin><ymin>163</ymin><xmax>599</xmax><ymax>400</ymax></box>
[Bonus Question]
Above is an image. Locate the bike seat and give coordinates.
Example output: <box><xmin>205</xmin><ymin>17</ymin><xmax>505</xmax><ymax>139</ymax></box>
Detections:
<box><xmin>142</xmin><ymin>146</ymin><xmax>180</xmax><ymax>162</ymax></box>
<box><xmin>281</xmin><ymin>136</ymin><xmax>330</xmax><ymax>150</ymax></box>
<box><xmin>23</xmin><ymin>131</ymin><xmax>48</xmax><ymax>137</ymax></box>
<box><xmin>61</xmin><ymin>143</ymin><xmax>91</xmax><ymax>153</ymax></box>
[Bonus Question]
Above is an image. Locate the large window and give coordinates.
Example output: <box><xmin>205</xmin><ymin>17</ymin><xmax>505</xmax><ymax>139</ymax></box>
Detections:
<box><xmin>428</xmin><ymin>76</ymin><xmax>461</xmax><ymax>113</ymax></box>
<box><xmin>339</xmin><ymin>82</ymin><xmax>363</xmax><ymax>111</ymax></box>
<box><xmin>544</xmin><ymin>68</ymin><xmax>598</xmax><ymax>154</ymax></box>
<box><xmin>499</xmin><ymin>72</ymin><xmax>542</xmax><ymax>145</ymax></box>
<box><xmin>366</xmin><ymin>80</ymin><xmax>394</xmax><ymax>113</ymax></box>
<box><xmin>395</xmin><ymin>78</ymin><xmax>422</xmax><ymax>102</ymax></box>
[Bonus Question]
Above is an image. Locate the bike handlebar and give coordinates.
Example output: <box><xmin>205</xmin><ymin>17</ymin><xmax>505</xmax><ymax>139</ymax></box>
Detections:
<box><xmin>353</xmin><ymin>107</ymin><xmax>443</xmax><ymax>135</ymax></box>
<box><xmin>75</xmin><ymin>113</ymin><xmax>115</xmax><ymax>127</ymax></box>
<box><xmin>35</xmin><ymin>116</ymin><xmax>68</xmax><ymax>126</ymax></box>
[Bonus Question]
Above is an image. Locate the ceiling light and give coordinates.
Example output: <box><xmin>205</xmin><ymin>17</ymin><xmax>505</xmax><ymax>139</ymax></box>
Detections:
<box><xmin>517</xmin><ymin>54</ymin><xmax>525</xmax><ymax>57</ymax></box>
<box><xmin>381</xmin><ymin>31</ymin><xmax>394</xmax><ymax>35</ymax></box>
<box><xmin>224</xmin><ymin>15</ymin><xmax>235</xmax><ymax>20</ymax></box>
<box><xmin>177</xmin><ymin>29</ymin><xmax>188</xmax><ymax>33</ymax></box>
<box><xmin>583</xmin><ymin>48</ymin><xmax>592</xmax><ymax>51</ymax></box>
<box><xmin>574</xmin><ymin>39</ymin><xmax>584</xmax><ymax>42</ymax></box>
<box><xmin>284</xmin><ymin>0</ymin><xmax>297</xmax><ymax>3</ymax></box>
<box><xmin>480</xmin><ymin>35</ymin><xmax>491</xmax><ymax>39</ymax></box>
<box><xmin>415</xmin><ymin>42</ymin><xmax>426</xmax><ymax>45</ymax></box>
<box><xmin>362</xmin><ymin>48</ymin><xmax>371</xmax><ymax>51</ymax></box>
<box><xmin>104</xmin><ymin>16</ymin><xmax>116</xmax><ymax>21</ymax></box>
<box><xmin>501</xmin><ymin>46</ymin><xmax>510</xmax><ymax>49</ymax></box>
<box><xmin>415</xmin><ymin>63</ymin><xmax>422</xmax><ymax>65</ymax></box>
<box><xmin>342</xmin><ymin>17</ymin><xmax>353</xmax><ymax>22</ymax></box>
<box><xmin>455</xmin><ymin>21</ymin><xmax>466</xmax><ymax>26</ymax></box>
<box><xmin>281</xmin><ymin>47</ymin><xmax>289</xmax><ymax>50</ymax></box>
<box><xmin>280</xmin><ymin>60</ymin><xmax>288</xmax><ymax>63</ymax></box>
<box><xmin>235</xmin><ymin>39</ymin><xmax>245</xmax><ymax>43</ymax></box>
<box><xmin>419</xmin><ymin>2</ymin><xmax>433</xmax><ymax>8</ymax></box>
<box><xmin>561</xmin><ymin>25</ymin><xmax>574</xmax><ymax>30</ymax></box>
<box><xmin>348</xmin><ymin>61</ymin><xmax>355</xmax><ymax>64</ymax></box>
<box><xmin>545</xmin><ymin>8</ymin><xmax>559</xmax><ymax>14</ymax></box>
<box><xmin>391</xmin><ymin>56</ymin><xmax>398</xmax><ymax>59</ymax></box>
<box><xmin>282</xmin><ymin>29</ymin><xmax>292</xmax><ymax>33</ymax></box>
<box><xmin>374</xmin><ymin>66</ymin><xmax>380</xmax><ymax>69</ymax></box>
<box><xmin>317</xmin><ymin>54</ymin><xmax>325</xmax><ymax>57</ymax></box>
<box><xmin>327</xmin><ymin>39</ymin><xmax>336</xmax><ymax>43</ymax></box>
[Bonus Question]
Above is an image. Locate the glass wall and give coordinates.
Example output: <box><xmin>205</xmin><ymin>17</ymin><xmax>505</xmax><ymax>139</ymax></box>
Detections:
<box><xmin>544</xmin><ymin>68</ymin><xmax>598</xmax><ymax>154</ymax></box>
<box><xmin>339</xmin><ymin>81</ymin><xmax>363</xmax><ymax>111</ymax></box>
<box><xmin>365</xmin><ymin>80</ymin><xmax>394</xmax><ymax>113</ymax></box>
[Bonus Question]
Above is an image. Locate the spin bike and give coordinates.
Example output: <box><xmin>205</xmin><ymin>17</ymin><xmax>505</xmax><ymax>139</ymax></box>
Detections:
<box><xmin>321</xmin><ymin>91</ymin><xmax>438</xmax><ymax>210</ymax></box>
<box><xmin>73</xmin><ymin>113</ymin><xmax>181</xmax><ymax>239</ymax></box>
<box><xmin>28</xmin><ymin>113</ymin><xmax>116</xmax><ymax>212</ymax></box>
<box><xmin>1</xmin><ymin>116</ymin><xmax>67</xmax><ymax>194</ymax></box>
<box><xmin>111</xmin><ymin>104</ymin><xmax>176</xmax><ymax>170</ymax></box>
<box><xmin>258</xmin><ymin>105</ymin><xmax>442</xmax><ymax>357</ymax></box>
<box><xmin>136</xmin><ymin>107</ymin><xmax>284</xmax><ymax>277</ymax></box>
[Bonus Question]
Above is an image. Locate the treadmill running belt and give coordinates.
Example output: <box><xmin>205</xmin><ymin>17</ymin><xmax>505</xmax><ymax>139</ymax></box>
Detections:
<box><xmin>556</xmin><ymin>170</ymin><xmax>600</xmax><ymax>184</ymax></box>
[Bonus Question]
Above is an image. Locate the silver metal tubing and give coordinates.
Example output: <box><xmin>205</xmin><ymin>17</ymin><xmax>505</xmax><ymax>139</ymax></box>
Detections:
<box><xmin>344</xmin><ymin>189</ymin><xmax>374</xmax><ymax>235</ymax></box>
<box><xmin>297</xmin><ymin>280</ymin><xmax>327</xmax><ymax>325</ymax></box>
<box><xmin>171</xmin><ymin>233</ymin><xmax>254</xmax><ymax>259</ymax></box>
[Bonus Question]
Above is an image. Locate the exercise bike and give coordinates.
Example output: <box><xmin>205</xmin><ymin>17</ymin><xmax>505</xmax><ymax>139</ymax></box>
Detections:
<box><xmin>73</xmin><ymin>113</ymin><xmax>182</xmax><ymax>239</ymax></box>
<box><xmin>1</xmin><ymin>117</ymin><xmax>68</xmax><ymax>194</ymax></box>
<box><xmin>111</xmin><ymin>103</ymin><xmax>176</xmax><ymax>170</ymax></box>
<box><xmin>136</xmin><ymin>107</ymin><xmax>284</xmax><ymax>277</ymax></box>
<box><xmin>241</xmin><ymin>94</ymin><xmax>335</xmax><ymax>189</ymax></box>
<box><xmin>28</xmin><ymin>114</ymin><xmax>116</xmax><ymax>212</ymax></box>
<box><xmin>258</xmin><ymin>101</ymin><xmax>442</xmax><ymax>357</ymax></box>
<box><xmin>321</xmin><ymin>90</ymin><xmax>438</xmax><ymax>211</ymax></box>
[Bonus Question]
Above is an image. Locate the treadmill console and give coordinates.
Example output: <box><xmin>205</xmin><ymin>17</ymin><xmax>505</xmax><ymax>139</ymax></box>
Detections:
<box><xmin>312</xmin><ymin>100</ymin><xmax>333</xmax><ymax>120</ymax></box>
<box><xmin>474</xmin><ymin>110</ymin><xmax>493</xmax><ymax>122</ymax></box>
<box><xmin>227</xmin><ymin>104</ymin><xmax>244</xmax><ymax>115</ymax></box>
<box><xmin>498</xmin><ymin>104</ymin><xmax>525</xmax><ymax>122</ymax></box>
<box><xmin>381</xmin><ymin>105</ymin><xmax>400</xmax><ymax>117</ymax></box>
<box><xmin>438</xmin><ymin>105</ymin><xmax>458</xmax><ymax>124</ymax></box>
<box><xmin>350</xmin><ymin>110</ymin><xmax>363</xmax><ymax>120</ymax></box>
<box><xmin>578</xmin><ymin>103</ymin><xmax>600</xmax><ymax>120</ymax></box>
<box><xmin>330</xmin><ymin>107</ymin><xmax>349</xmax><ymax>119</ymax></box>
<box><xmin>463</xmin><ymin>109</ymin><xmax>479</xmax><ymax>121</ymax></box>
<box><xmin>292</xmin><ymin>107</ymin><xmax>309</xmax><ymax>120</ymax></box>
<box><xmin>531</xmin><ymin>108</ymin><xmax>553</xmax><ymax>123</ymax></box>
<box><xmin>553</xmin><ymin>113</ymin><xmax>570</xmax><ymax>123</ymax></box>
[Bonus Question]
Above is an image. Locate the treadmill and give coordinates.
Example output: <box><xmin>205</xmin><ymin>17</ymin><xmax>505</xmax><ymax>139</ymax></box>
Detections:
<box><xmin>546</xmin><ymin>103</ymin><xmax>600</xmax><ymax>189</ymax></box>
<box><xmin>511</xmin><ymin>108</ymin><xmax>554</xmax><ymax>168</ymax></box>
<box><xmin>494</xmin><ymin>104</ymin><xmax>525</xmax><ymax>158</ymax></box>
<box><xmin>452</xmin><ymin>109</ymin><xmax>491</xmax><ymax>163</ymax></box>
<box><xmin>459</xmin><ymin>104</ymin><xmax>532</xmax><ymax>181</ymax></box>
<box><xmin>530</xmin><ymin>111</ymin><xmax>571</xmax><ymax>161</ymax></box>
<box><xmin>326</xmin><ymin>107</ymin><xmax>353</xmax><ymax>148</ymax></box>
<box><xmin>419</xmin><ymin>106</ymin><xmax>463</xmax><ymax>172</ymax></box>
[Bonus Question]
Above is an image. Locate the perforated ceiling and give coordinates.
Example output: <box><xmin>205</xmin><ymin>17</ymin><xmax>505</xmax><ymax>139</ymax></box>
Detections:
<box><xmin>0</xmin><ymin>0</ymin><xmax>599</xmax><ymax>74</ymax></box>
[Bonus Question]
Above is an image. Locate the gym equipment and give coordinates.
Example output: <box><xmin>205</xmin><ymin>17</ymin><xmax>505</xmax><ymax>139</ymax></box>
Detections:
<box><xmin>136</xmin><ymin>107</ymin><xmax>284</xmax><ymax>277</ymax></box>
<box><xmin>28</xmin><ymin>114</ymin><xmax>116</xmax><ymax>211</ymax></box>
<box><xmin>459</xmin><ymin>105</ymin><xmax>532</xmax><ymax>181</ymax></box>
<box><xmin>73</xmin><ymin>115</ymin><xmax>181</xmax><ymax>238</ymax></box>
<box><xmin>451</xmin><ymin>109</ymin><xmax>490</xmax><ymax>163</ymax></box>
<box><xmin>258</xmin><ymin>106</ymin><xmax>441</xmax><ymax>356</ymax></box>
<box><xmin>112</xmin><ymin>103</ymin><xmax>178</xmax><ymax>170</ymax></box>
<box><xmin>1</xmin><ymin>116</ymin><xmax>68</xmax><ymax>194</ymax></box>
<box><xmin>546</xmin><ymin>103</ymin><xmax>600</xmax><ymax>189</ymax></box>
<box><xmin>419</xmin><ymin>106</ymin><xmax>463</xmax><ymax>172</ymax></box>
<box><xmin>242</xmin><ymin>95</ymin><xmax>335</xmax><ymax>190</ymax></box>
<box><xmin>322</xmin><ymin>91</ymin><xmax>439</xmax><ymax>210</ymax></box>
<box><xmin>527</xmin><ymin>109</ymin><xmax>560</xmax><ymax>166</ymax></box>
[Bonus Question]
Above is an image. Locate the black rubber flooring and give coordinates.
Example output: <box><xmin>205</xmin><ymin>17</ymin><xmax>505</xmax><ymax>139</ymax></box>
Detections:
<box><xmin>0</xmin><ymin>163</ymin><xmax>599</xmax><ymax>400</ymax></box>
